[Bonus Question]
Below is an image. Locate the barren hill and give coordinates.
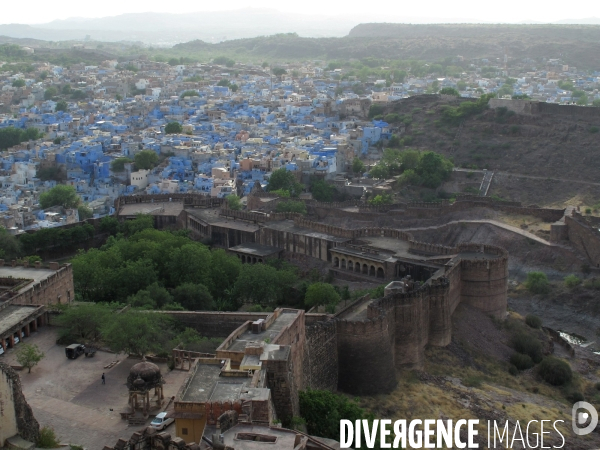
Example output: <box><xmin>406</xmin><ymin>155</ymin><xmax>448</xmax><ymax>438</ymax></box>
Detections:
<box><xmin>378</xmin><ymin>95</ymin><xmax>600</xmax><ymax>205</ymax></box>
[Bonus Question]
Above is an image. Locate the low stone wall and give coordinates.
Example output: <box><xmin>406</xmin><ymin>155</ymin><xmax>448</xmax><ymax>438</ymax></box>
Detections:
<box><xmin>162</xmin><ymin>311</ymin><xmax>268</xmax><ymax>338</ymax></box>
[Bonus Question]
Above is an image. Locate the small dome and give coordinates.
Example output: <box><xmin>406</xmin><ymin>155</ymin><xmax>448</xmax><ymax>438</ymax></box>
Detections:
<box><xmin>127</xmin><ymin>359</ymin><xmax>163</xmax><ymax>390</ymax></box>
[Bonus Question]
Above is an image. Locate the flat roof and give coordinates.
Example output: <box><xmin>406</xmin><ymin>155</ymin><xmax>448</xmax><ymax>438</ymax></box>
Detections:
<box><xmin>187</xmin><ymin>208</ymin><xmax>260</xmax><ymax>232</ymax></box>
<box><xmin>118</xmin><ymin>201</ymin><xmax>184</xmax><ymax>217</ymax></box>
<box><xmin>228</xmin><ymin>311</ymin><xmax>298</xmax><ymax>353</ymax></box>
<box><xmin>229</xmin><ymin>243</ymin><xmax>282</xmax><ymax>257</ymax></box>
<box><xmin>265</xmin><ymin>220</ymin><xmax>349</xmax><ymax>243</ymax></box>
<box><xmin>0</xmin><ymin>305</ymin><xmax>40</xmax><ymax>336</ymax></box>
<box><xmin>0</xmin><ymin>267</ymin><xmax>57</xmax><ymax>293</ymax></box>
<box><xmin>222</xmin><ymin>423</ymin><xmax>298</xmax><ymax>450</ymax></box>
<box><xmin>181</xmin><ymin>363</ymin><xmax>221</xmax><ymax>402</ymax></box>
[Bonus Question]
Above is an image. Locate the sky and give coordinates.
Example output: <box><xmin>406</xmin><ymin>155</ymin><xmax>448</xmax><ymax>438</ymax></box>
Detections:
<box><xmin>2</xmin><ymin>0</ymin><xmax>600</xmax><ymax>25</ymax></box>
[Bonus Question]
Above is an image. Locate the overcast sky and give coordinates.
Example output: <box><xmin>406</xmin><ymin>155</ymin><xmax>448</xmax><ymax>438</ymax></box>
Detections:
<box><xmin>3</xmin><ymin>1</ymin><xmax>599</xmax><ymax>25</ymax></box>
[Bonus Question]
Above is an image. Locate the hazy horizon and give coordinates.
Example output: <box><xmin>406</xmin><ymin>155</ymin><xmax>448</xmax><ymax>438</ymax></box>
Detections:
<box><xmin>3</xmin><ymin>4</ymin><xmax>600</xmax><ymax>27</ymax></box>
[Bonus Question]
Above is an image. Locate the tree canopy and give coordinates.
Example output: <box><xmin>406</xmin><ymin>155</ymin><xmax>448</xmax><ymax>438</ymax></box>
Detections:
<box><xmin>299</xmin><ymin>390</ymin><xmax>371</xmax><ymax>440</ymax></box>
<box><xmin>134</xmin><ymin>150</ymin><xmax>159</xmax><ymax>170</ymax></box>
<box><xmin>0</xmin><ymin>227</ymin><xmax>22</xmax><ymax>260</ymax></box>
<box><xmin>267</xmin><ymin>169</ymin><xmax>303</xmax><ymax>197</ymax></box>
<box><xmin>39</xmin><ymin>185</ymin><xmax>80</xmax><ymax>209</ymax></box>
<box><xmin>352</xmin><ymin>157</ymin><xmax>366</xmax><ymax>175</ymax></box>
<box><xmin>0</xmin><ymin>127</ymin><xmax>43</xmax><ymax>150</ymax></box>
<box><xmin>310</xmin><ymin>179</ymin><xmax>335</xmax><ymax>202</ymax></box>
<box><xmin>111</xmin><ymin>157</ymin><xmax>133</xmax><ymax>172</ymax></box>
<box><xmin>275</xmin><ymin>200</ymin><xmax>307</xmax><ymax>214</ymax></box>
<box><xmin>164</xmin><ymin>122</ymin><xmax>182</xmax><ymax>134</ymax></box>
<box><xmin>439</xmin><ymin>87</ymin><xmax>460</xmax><ymax>96</ymax></box>
<box><xmin>15</xmin><ymin>344</ymin><xmax>45</xmax><ymax>373</ymax></box>
<box><xmin>304</xmin><ymin>283</ymin><xmax>340</xmax><ymax>309</ymax></box>
<box><xmin>226</xmin><ymin>194</ymin><xmax>242</xmax><ymax>210</ymax></box>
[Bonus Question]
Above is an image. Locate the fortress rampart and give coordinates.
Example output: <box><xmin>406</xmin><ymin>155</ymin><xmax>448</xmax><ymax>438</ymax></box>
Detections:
<box><xmin>489</xmin><ymin>98</ymin><xmax>600</xmax><ymax>119</ymax></box>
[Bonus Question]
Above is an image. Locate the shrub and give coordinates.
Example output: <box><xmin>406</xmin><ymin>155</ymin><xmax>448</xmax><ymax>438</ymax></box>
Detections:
<box><xmin>564</xmin><ymin>274</ymin><xmax>582</xmax><ymax>288</ymax></box>
<box><xmin>525</xmin><ymin>315</ymin><xmax>542</xmax><ymax>329</ymax></box>
<box><xmin>538</xmin><ymin>357</ymin><xmax>572</xmax><ymax>386</ymax></box>
<box><xmin>589</xmin><ymin>126</ymin><xmax>599</xmax><ymax>133</ymax></box>
<box><xmin>508</xmin><ymin>365</ymin><xmax>519</xmax><ymax>376</ymax></box>
<box><xmin>511</xmin><ymin>332</ymin><xmax>543</xmax><ymax>363</ymax></box>
<box><xmin>566</xmin><ymin>390</ymin><xmax>584</xmax><ymax>403</ymax></box>
<box><xmin>510</xmin><ymin>353</ymin><xmax>534</xmax><ymax>371</ymax></box>
<box><xmin>525</xmin><ymin>272</ymin><xmax>551</xmax><ymax>295</ymax></box>
<box><xmin>586</xmin><ymin>208</ymin><xmax>592</xmax><ymax>215</ymax></box>
<box><xmin>37</xmin><ymin>426</ymin><xmax>60</xmax><ymax>448</ymax></box>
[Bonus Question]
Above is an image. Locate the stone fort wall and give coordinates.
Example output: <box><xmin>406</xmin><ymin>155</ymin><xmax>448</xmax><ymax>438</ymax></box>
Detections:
<box><xmin>489</xmin><ymin>98</ymin><xmax>600</xmax><ymax>119</ymax></box>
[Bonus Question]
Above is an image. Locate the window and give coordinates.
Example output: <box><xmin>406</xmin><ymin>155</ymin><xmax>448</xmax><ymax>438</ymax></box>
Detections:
<box><xmin>182</xmin><ymin>428</ymin><xmax>188</xmax><ymax>435</ymax></box>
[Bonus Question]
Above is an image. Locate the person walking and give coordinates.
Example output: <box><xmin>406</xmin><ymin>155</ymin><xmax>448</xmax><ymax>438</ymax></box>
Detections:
<box><xmin>102</xmin><ymin>373</ymin><xmax>105</xmax><ymax>385</ymax></box>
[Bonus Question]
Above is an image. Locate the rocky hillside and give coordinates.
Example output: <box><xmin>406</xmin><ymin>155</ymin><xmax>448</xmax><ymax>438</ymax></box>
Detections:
<box><xmin>378</xmin><ymin>95</ymin><xmax>600</xmax><ymax>205</ymax></box>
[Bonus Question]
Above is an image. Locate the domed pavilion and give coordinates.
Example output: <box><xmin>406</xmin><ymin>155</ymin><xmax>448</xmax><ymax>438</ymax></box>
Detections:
<box><xmin>126</xmin><ymin>358</ymin><xmax>165</xmax><ymax>417</ymax></box>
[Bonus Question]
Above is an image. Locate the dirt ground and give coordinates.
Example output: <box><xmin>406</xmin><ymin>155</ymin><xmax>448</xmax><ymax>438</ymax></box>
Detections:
<box><xmin>1</xmin><ymin>327</ymin><xmax>187</xmax><ymax>449</ymax></box>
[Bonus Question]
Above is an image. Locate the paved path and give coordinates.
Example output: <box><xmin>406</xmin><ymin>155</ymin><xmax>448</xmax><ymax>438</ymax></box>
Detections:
<box><xmin>1</xmin><ymin>327</ymin><xmax>186</xmax><ymax>449</ymax></box>
<box><xmin>455</xmin><ymin>168</ymin><xmax>600</xmax><ymax>187</ymax></box>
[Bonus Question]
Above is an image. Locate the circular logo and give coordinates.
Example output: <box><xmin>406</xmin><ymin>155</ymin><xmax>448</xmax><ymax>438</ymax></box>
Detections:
<box><xmin>572</xmin><ymin>401</ymin><xmax>598</xmax><ymax>436</ymax></box>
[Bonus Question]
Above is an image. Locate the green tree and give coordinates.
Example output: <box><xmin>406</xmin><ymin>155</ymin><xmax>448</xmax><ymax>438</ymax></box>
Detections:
<box><xmin>457</xmin><ymin>80</ymin><xmax>467</xmax><ymax>91</ymax></box>
<box><xmin>272</xmin><ymin>67</ymin><xmax>287</xmax><ymax>77</ymax></box>
<box><xmin>119</xmin><ymin>214</ymin><xmax>154</xmax><ymax>236</ymax></box>
<box><xmin>275</xmin><ymin>200</ymin><xmax>307</xmax><ymax>214</ymax></box>
<box><xmin>415</xmin><ymin>151</ymin><xmax>453</xmax><ymax>188</ymax></box>
<box><xmin>111</xmin><ymin>157</ymin><xmax>133</xmax><ymax>172</ymax></box>
<box><xmin>180</xmin><ymin>90</ymin><xmax>199</xmax><ymax>98</ymax></box>
<box><xmin>173</xmin><ymin>283</ymin><xmax>215</xmax><ymax>311</ymax></box>
<box><xmin>0</xmin><ymin>127</ymin><xmax>26</xmax><ymax>150</ymax></box>
<box><xmin>267</xmin><ymin>168</ymin><xmax>303</xmax><ymax>197</ymax></box>
<box><xmin>299</xmin><ymin>390</ymin><xmax>368</xmax><ymax>440</ymax></box>
<box><xmin>55</xmin><ymin>100</ymin><xmax>68</xmax><ymax>112</ymax></box>
<box><xmin>576</xmin><ymin>93</ymin><xmax>589</xmax><ymax>106</ymax></box>
<box><xmin>57</xmin><ymin>303</ymin><xmax>113</xmax><ymax>342</ymax></box>
<box><xmin>439</xmin><ymin>87</ymin><xmax>460</xmax><ymax>96</ymax></box>
<box><xmin>564</xmin><ymin>274</ymin><xmax>581</xmax><ymax>288</ymax></box>
<box><xmin>209</xmin><ymin>249</ymin><xmax>242</xmax><ymax>302</ymax></box>
<box><xmin>78</xmin><ymin>205</ymin><xmax>93</xmax><ymax>220</ymax></box>
<box><xmin>232</xmin><ymin>263</ymin><xmax>297</xmax><ymax>307</ymax></box>
<box><xmin>16</xmin><ymin>343</ymin><xmax>44</xmax><ymax>373</ymax></box>
<box><xmin>102</xmin><ymin>311</ymin><xmax>173</xmax><ymax>356</ymax></box>
<box><xmin>593</xmin><ymin>99</ymin><xmax>600</xmax><ymax>107</ymax></box>
<box><xmin>369</xmin><ymin>194</ymin><xmax>393</xmax><ymax>205</ymax></box>
<box><xmin>368</xmin><ymin>104</ymin><xmax>385</xmax><ymax>119</ymax></box>
<box><xmin>167</xmin><ymin>243</ymin><xmax>212</xmax><ymax>287</ymax></box>
<box><xmin>62</xmin><ymin>84</ymin><xmax>72</xmax><ymax>95</ymax></box>
<box><xmin>369</xmin><ymin>163</ymin><xmax>389</xmax><ymax>179</ymax></box>
<box><xmin>304</xmin><ymin>282</ymin><xmax>340</xmax><ymax>309</ymax></box>
<box><xmin>0</xmin><ymin>226</ymin><xmax>22</xmax><ymax>260</ymax></box>
<box><xmin>12</xmin><ymin>79</ymin><xmax>25</xmax><ymax>88</ymax></box>
<box><xmin>352</xmin><ymin>157</ymin><xmax>365</xmax><ymax>175</ymax></box>
<box><xmin>134</xmin><ymin>150</ymin><xmax>158</xmax><ymax>170</ymax></box>
<box><xmin>39</xmin><ymin>185</ymin><xmax>80</xmax><ymax>209</ymax></box>
<box><xmin>44</xmin><ymin>87</ymin><xmax>58</xmax><ymax>100</ymax></box>
<box><xmin>525</xmin><ymin>271</ymin><xmax>550</xmax><ymax>295</ymax></box>
<box><xmin>310</xmin><ymin>179</ymin><xmax>334</xmax><ymax>202</ymax></box>
<box><xmin>164</xmin><ymin>122</ymin><xmax>182</xmax><ymax>134</ymax></box>
<box><xmin>226</xmin><ymin>194</ymin><xmax>242</xmax><ymax>210</ymax></box>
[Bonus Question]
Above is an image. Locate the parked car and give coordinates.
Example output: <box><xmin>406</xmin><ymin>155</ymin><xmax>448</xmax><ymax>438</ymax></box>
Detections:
<box><xmin>13</xmin><ymin>334</ymin><xmax>19</xmax><ymax>345</ymax></box>
<box><xmin>65</xmin><ymin>344</ymin><xmax>85</xmax><ymax>359</ymax></box>
<box><xmin>0</xmin><ymin>346</ymin><xmax>4</xmax><ymax>356</ymax></box>
<box><xmin>151</xmin><ymin>412</ymin><xmax>174</xmax><ymax>430</ymax></box>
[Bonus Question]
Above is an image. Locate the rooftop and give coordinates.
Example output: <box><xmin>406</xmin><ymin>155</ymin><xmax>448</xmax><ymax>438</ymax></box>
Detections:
<box><xmin>228</xmin><ymin>243</ymin><xmax>282</xmax><ymax>257</ymax></box>
<box><xmin>181</xmin><ymin>362</ymin><xmax>251</xmax><ymax>403</ymax></box>
<box><xmin>0</xmin><ymin>305</ymin><xmax>41</xmax><ymax>336</ymax></box>
<box><xmin>118</xmin><ymin>201</ymin><xmax>184</xmax><ymax>217</ymax></box>
<box><xmin>227</xmin><ymin>311</ymin><xmax>298</xmax><ymax>353</ymax></box>
<box><xmin>0</xmin><ymin>266</ymin><xmax>57</xmax><ymax>293</ymax></box>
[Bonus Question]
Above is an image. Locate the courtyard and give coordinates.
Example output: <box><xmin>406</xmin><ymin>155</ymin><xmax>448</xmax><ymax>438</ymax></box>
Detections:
<box><xmin>0</xmin><ymin>326</ymin><xmax>187</xmax><ymax>449</ymax></box>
